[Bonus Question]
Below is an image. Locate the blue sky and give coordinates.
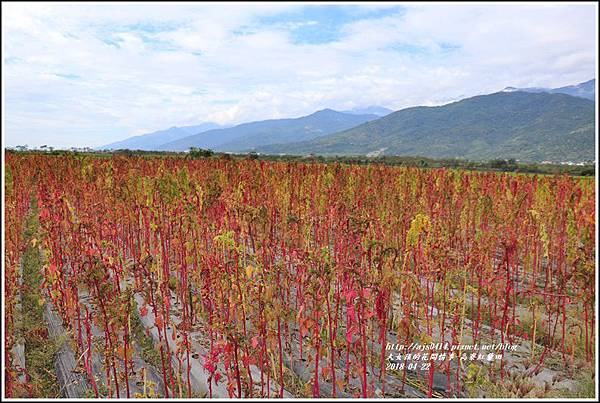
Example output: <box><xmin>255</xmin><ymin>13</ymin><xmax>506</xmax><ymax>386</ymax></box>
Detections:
<box><xmin>2</xmin><ymin>2</ymin><xmax>597</xmax><ymax>148</ymax></box>
<box><xmin>256</xmin><ymin>5</ymin><xmax>406</xmax><ymax>44</ymax></box>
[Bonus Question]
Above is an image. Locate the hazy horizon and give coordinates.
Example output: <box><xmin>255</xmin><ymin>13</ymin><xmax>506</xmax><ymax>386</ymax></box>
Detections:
<box><xmin>3</xmin><ymin>2</ymin><xmax>597</xmax><ymax>148</ymax></box>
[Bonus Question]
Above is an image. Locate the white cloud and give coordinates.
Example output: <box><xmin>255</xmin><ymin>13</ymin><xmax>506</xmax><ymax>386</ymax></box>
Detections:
<box><xmin>2</xmin><ymin>2</ymin><xmax>596</xmax><ymax>148</ymax></box>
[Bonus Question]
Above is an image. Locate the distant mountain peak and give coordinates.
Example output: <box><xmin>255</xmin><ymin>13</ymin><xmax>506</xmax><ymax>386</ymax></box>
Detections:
<box><xmin>312</xmin><ymin>108</ymin><xmax>339</xmax><ymax>115</ymax></box>
<box><xmin>502</xmin><ymin>79</ymin><xmax>595</xmax><ymax>100</ymax></box>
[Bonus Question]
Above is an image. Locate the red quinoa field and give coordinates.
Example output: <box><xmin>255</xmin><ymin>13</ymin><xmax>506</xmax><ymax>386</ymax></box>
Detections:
<box><xmin>4</xmin><ymin>153</ymin><xmax>596</xmax><ymax>398</ymax></box>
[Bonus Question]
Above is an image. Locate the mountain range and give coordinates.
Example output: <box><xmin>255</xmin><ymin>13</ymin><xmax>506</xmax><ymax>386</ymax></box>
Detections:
<box><xmin>157</xmin><ymin>109</ymin><xmax>380</xmax><ymax>152</ymax></box>
<box><xmin>101</xmin><ymin>123</ymin><xmax>225</xmax><ymax>150</ymax></box>
<box><xmin>256</xmin><ymin>91</ymin><xmax>595</xmax><ymax>162</ymax></box>
<box><xmin>100</xmin><ymin>79</ymin><xmax>595</xmax><ymax>162</ymax></box>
